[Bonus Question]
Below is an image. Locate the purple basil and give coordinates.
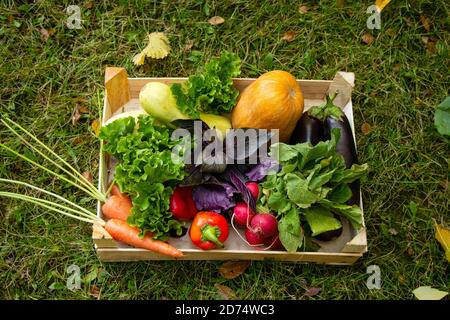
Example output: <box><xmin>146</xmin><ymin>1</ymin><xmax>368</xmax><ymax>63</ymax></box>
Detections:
<box><xmin>245</xmin><ymin>156</ymin><xmax>280</xmax><ymax>181</ymax></box>
<box><xmin>193</xmin><ymin>184</ymin><xmax>236</xmax><ymax>212</ymax></box>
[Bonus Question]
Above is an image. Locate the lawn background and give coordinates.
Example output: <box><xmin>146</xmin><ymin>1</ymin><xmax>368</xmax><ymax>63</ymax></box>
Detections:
<box><xmin>0</xmin><ymin>0</ymin><xmax>448</xmax><ymax>299</ymax></box>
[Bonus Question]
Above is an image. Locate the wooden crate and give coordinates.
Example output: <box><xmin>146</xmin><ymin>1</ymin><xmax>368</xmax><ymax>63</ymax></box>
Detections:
<box><xmin>93</xmin><ymin>67</ymin><xmax>367</xmax><ymax>265</ymax></box>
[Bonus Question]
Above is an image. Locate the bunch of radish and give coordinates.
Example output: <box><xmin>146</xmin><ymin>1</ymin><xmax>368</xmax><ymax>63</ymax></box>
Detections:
<box><xmin>231</xmin><ymin>182</ymin><xmax>282</xmax><ymax>250</ymax></box>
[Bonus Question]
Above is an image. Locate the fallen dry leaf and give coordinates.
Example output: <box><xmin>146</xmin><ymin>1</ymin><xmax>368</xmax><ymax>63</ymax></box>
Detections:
<box><xmin>361</xmin><ymin>123</ymin><xmax>372</xmax><ymax>135</ymax></box>
<box><xmin>388</xmin><ymin>228</ymin><xmax>398</xmax><ymax>236</ymax></box>
<box><xmin>299</xmin><ymin>5</ymin><xmax>308</xmax><ymax>14</ymax></box>
<box><xmin>407</xmin><ymin>246</ymin><xmax>415</xmax><ymax>256</ymax></box>
<box><xmin>426</xmin><ymin>37</ymin><xmax>437</xmax><ymax>54</ymax></box>
<box><xmin>85</xmin><ymin>1</ymin><xmax>93</xmax><ymax>9</ymax></box>
<box><xmin>435</xmin><ymin>222</ymin><xmax>450</xmax><ymax>262</ymax></box>
<box><xmin>72</xmin><ymin>136</ymin><xmax>85</xmax><ymax>146</ymax></box>
<box><xmin>420</xmin><ymin>15</ymin><xmax>431</xmax><ymax>32</ymax></box>
<box><xmin>39</xmin><ymin>28</ymin><xmax>50</xmax><ymax>42</ymax></box>
<box><xmin>218</xmin><ymin>261</ymin><xmax>250</xmax><ymax>279</ymax></box>
<box><xmin>362</xmin><ymin>32</ymin><xmax>374</xmax><ymax>45</ymax></box>
<box><xmin>336</xmin><ymin>0</ymin><xmax>345</xmax><ymax>8</ymax></box>
<box><xmin>404</xmin><ymin>17</ymin><xmax>413</xmax><ymax>27</ymax></box>
<box><xmin>72</xmin><ymin>106</ymin><xmax>82</xmax><ymax>126</ymax></box>
<box><xmin>393</xmin><ymin>64</ymin><xmax>401</xmax><ymax>72</ymax></box>
<box><xmin>91</xmin><ymin>119</ymin><xmax>100</xmax><ymax>136</ymax></box>
<box><xmin>375</xmin><ymin>0</ymin><xmax>392</xmax><ymax>12</ymax></box>
<box><xmin>132</xmin><ymin>32</ymin><xmax>170</xmax><ymax>65</ymax></box>
<box><xmin>8</xmin><ymin>15</ymin><xmax>14</xmax><ymax>24</ymax></box>
<box><xmin>214</xmin><ymin>284</ymin><xmax>237</xmax><ymax>300</ymax></box>
<box><xmin>90</xmin><ymin>285</ymin><xmax>100</xmax><ymax>299</ymax></box>
<box><xmin>82</xmin><ymin>171</ymin><xmax>93</xmax><ymax>184</ymax></box>
<box><xmin>413</xmin><ymin>286</ymin><xmax>448</xmax><ymax>300</ymax></box>
<box><xmin>440</xmin><ymin>180</ymin><xmax>448</xmax><ymax>191</ymax></box>
<box><xmin>385</xmin><ymin>28</ymin><xmax>396</xmax><ymax>37</ymax></box>
<box><xmin>184</xmin><ymin>39</ymin><xmax>194</xmax><ymax>52</ymax></box>
<box><xmin>208</xmin><ymin>16</ymin><xmax>225</xmax><ymax>26</ymax></box>
<box><xmin>304</xmin><ymin>287</ymin><xmax>321</xmax><ymax>297</ymax></box>
<box><xmin>421</xmin><ymin>36</ymin><xmax>437</xmax><ymax>53</ymax></box>
<box><xmin>281</xmin><ymin>31</ymin><xmax>296</xmax><ymax>42</ymax></box>
<box><xmin>78</xmin><ymin>106</ymin><xmax>90</xmax><ymax>114</ymax></box>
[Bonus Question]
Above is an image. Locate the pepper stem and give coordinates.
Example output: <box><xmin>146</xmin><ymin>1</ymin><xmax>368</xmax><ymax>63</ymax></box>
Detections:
<box><xmin>200</xmin><ymin>224</ymin><xmax>224</xmax><ymax>248</ymax></box>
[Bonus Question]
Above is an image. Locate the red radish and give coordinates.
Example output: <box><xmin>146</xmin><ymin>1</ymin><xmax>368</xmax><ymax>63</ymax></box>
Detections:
<box><xmin>250</xmin><ymin>213</ymin><xmax>278</xmax><ymax>238</ymax></box>
<box><xmin>233</xmin><ymin>202</ymin><xmax>255</xmax><ymax>228</ymax></box>
<box><xmin>245</xmin><ymin>181</ymin><xmax>260</xmax><ymax>200</ymax></box>
<box><xmin>264</xmin><ymin>233</ymin><xmax>283</xmax><ymax>250</ymax></box>
<box><xmin>245</xmin><ymin>228</ymin><xmax>265</xmax><ymax>245</ymax></box>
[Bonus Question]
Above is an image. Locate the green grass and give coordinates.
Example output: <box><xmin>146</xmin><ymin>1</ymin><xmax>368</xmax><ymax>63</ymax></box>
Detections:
<box><xmin>0</xmin><ymin>0</ymin><xmax>449</xmax><ymax>300</ymax></box>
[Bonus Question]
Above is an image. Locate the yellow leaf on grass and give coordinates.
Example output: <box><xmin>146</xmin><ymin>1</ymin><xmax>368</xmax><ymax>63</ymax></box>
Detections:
<box><xmin>413</xmin><ymin>286</ymin><xmax>448</xmax><ymax>300</ymax></box>
<box><xmin>132</xmin><ymin>32</ymin><xmax>170</xmax><ymax>65</ymax></box>
<box><xmin>420</xmin><ymin>15</ymin><xmax>431</xmax><ymax>32</ymax></box>
<box><xmin>208</xmin><ymin>16</ymin><xmax>225</xmax><ymax>26</ymax></box>
<box><xmin>375</xmin><ymin>0</ymin><xmax>392</xmax><ymax>12</ymax></box>
<box><xmin>91</xmin><ymin>119</ymin><xmax>100</xmax><ymax>136</ymax></box>
<box><xmin>281</xmin><ymin>31</ymin><xmax>296</xmax><ymax>42</ymax></box>
<box><xmin>435</xmin><ymin>223</ymin><xmax>450</xmax><ymax>262</ymax></box>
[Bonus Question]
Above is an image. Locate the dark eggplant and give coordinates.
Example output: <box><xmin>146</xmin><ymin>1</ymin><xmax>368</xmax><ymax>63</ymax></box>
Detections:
<box><xmin>323</xmin><ymin>115</ymin><xmax>358</xmax><ymax>169</ymax></box>
<box><xmin>309</xmin><ymin>93</ymin><xmax>361</xmax><ymax>206</ymax></box>
<box><xmin>315</xmin><ymin>227</ymin><xmax>343</xmax><ymax>242</ymax></box>
<box><xmin>290</xmin><ymin>112</ymin><xmax>324</xmax><ymax>145</ymax></box>
<box><xmin>324</xmin><ymin>114</ymin><xmax>361</xmax><ymax>207</ymax></box>
<box><xmin>312</xmin><ymin>214</ymin><xmax>343</xmax><ymax>242</ymax></box>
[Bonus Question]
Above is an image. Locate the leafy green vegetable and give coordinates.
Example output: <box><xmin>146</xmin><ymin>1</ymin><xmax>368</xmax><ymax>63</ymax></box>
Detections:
<box><xmin>308</xmin><ymin>92</ymin><xmax>344</xmax><ymax>121</ymax></box>
<box><xmin>304</xmin><ymin>207</ymin><xmax>342</xmax><ymax>237</ymax></box>
<box><xmin>319</xmin><ymin>199</ymin><xmax>363</xmax><ymax>230</ymax></box>
<box><xmin>278</xmin><ymin>208</ymin><xmax>303</xmax><ymax>252</ymax></box>
<box><xmin>171</xmin><ymin>51</ymin><xmax>241</xmax><ymax>117</ymax></box>
<box><xmin>99</xmin><ymin>115</ymin><xmax>186</xmax><ymax>240</ymax></box>
<box><xmin>261</xmin><ymin>128</ymin><xmax>368</xmax><ymax>251</ymax></box>
<box><xmin>434</xmin><ymin>96</ymin><xmax>450</xmax><ymax>136</ymax></box>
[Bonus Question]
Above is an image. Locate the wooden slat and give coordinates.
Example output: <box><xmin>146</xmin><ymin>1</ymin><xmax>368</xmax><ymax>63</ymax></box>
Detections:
<box><xmin>96</xmin><ymin>248</ymin><xmax>361</xmax><ymax>265</ymax></box>
<box><xmin>342</xmin><ymin>229</ymin><xmax>368</xmax><ymax>253</ymax></box>
<box><xmin>128</xmin><ymin>77</ymin><xmax>331</xmax><ymax>100</ymax></box>
<box><xmin>105</xmin><ymin>67</ymin><xmax>131</xmax><ymax>114</ymax></box>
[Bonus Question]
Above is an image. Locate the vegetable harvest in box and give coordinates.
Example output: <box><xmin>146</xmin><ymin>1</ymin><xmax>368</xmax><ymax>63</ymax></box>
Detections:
<box><xmin>0</xmin><ymin>51</ymin><xmax>368</xmax><ymax>257</ymax></box>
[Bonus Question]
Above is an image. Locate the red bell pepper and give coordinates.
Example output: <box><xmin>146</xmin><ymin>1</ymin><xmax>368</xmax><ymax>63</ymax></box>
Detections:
<box><xmin>170</xmin><ymin>186</ymin><xmax>197</xmax><ymax>221</ymax></box>
<box><xmin>189</xmin><ymin>211</ymin><xmax>229</xmax><ymax>250</ymax></box>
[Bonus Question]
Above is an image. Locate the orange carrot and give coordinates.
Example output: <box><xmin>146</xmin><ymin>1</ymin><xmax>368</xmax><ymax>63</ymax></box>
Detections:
<box><xmin>101</xmin><ymin>194</ymin><xmax>132</xmax><ymax>221</ymax></box>
<box><xmin>105</xmin><ymin>219</ymin><xmax>184</xmax><ymax>258</ymax></box>
<box><xmin>111</xmin><ymin>184</ymin><xmax>123</xmax><ymax>197</ymax></box>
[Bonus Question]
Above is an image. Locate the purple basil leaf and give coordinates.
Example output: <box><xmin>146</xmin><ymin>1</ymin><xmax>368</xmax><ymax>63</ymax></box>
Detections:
<box><xmin>226</xmin><ymin>167</ymin><xmax>256</xmax><ymax>211</ymax></box>
<box><xmin>246</xmin><ymin>156</ymin><xmax>280</xmax><ymax>181</ymax></box>
<box><xmin>193</xmin><ymin>185</ymin><xmax>236</xmax><ymax>212</ymax></box>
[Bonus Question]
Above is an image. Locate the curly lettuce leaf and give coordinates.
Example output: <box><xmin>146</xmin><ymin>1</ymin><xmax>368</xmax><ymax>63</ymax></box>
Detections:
<box><xmin>171</xmin><ymin>51</ymin><xmax>241</xmax><ymax>117</ymax></box>
<box><xmin>100</xmin><ymin>115</ymin><xmax>186</xmax><ymax>240</ymax></box>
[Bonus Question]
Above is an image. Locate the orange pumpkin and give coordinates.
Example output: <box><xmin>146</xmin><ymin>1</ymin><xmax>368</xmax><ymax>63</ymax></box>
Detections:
<box><xmin>231</xmin><ymin>70</ymin><xmax>304</xmax><ymax>142</ymax></box>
